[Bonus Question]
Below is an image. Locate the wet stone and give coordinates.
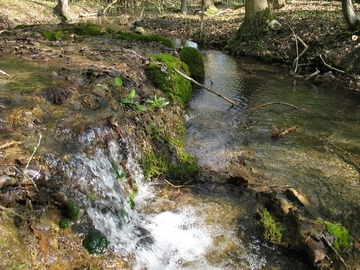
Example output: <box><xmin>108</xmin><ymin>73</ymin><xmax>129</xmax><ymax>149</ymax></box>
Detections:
<box><xmin>41</xmin><ymin>88</ymin><xmax>72</xmax><ymax>105</ymax></box>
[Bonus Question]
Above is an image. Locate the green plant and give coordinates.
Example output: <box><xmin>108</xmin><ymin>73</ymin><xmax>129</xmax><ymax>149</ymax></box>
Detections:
<box><xmin>149</xmin><ymin>121</ymin><xmax>164</xmax><ymax>140</ymax></box>
<box><xmin>317</xmin><ymin>220</ymin><xmax>352</xmax><ymax>253</ymax></box>
<box><xmin>147</xmin><ymin>95</ymin><xmax>169</xmax><ymax>109</ymax></box>
<box><xmin>260</xmin><ymin>208</ymin><xmax>283</xmax><ymax>243</ymax></box>
<box><xmin>139</xmin><ymin>150</ymin><xmax>169</xmax><ymax>179</ymax></box>
<box><xmin>121</xmin><ymin>89</ymin><xmax>147</xmax><ymax>112</ymax></box>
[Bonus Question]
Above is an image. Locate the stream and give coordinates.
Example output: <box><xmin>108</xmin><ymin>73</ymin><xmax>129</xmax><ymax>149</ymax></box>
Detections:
<box><xmin>1</xmin><ymin>26</ymin><xmax>359</xmax><ymax>269</ymax></box>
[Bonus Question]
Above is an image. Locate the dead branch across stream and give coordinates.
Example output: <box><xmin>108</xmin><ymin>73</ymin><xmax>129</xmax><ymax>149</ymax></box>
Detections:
<box><xmin>173</xmin><ymin>67</ymin><xmax>238</xmax><ymax>107</ymax></box>
<box><xmin>249</xmin><ymin>102</ymin><xmax>299</xmax><ymax>111</ymax></box>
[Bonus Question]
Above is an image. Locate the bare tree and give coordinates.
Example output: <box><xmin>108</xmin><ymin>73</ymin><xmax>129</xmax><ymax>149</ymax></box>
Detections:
<box><xmin>341</xmin><ymin>0</ymin><xmax>360</xmax><ymax>30</ymax></box>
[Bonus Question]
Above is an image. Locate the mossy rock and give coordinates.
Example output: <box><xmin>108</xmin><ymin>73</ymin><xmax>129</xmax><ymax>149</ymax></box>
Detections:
<box><xmin>116</xmin><ymin>31</ymin><xmax>174</xmax><ymax>48</ymax></box>
<box><xmin>179</xmin><ymin>47</ymin><xmax>205</xmax><ymax>81</ymax></box>
<box><xmin>82</xmin><ymin>228</ymin><xmax>109</xmax><ymax>254</ymax></box>
<box><xmin>42</xmin><ymin>24</ymin><xmax>105</xmax><ymax>41</ymax></box>
<box><xmin>66</xmin><ymin>199</ymin><xmax>80</xmax><ymax>221</ymax></box>
<box><xmin>146</xmin><ymin>54</ymin><xmax>192</xmax><ymax>107</ymax></box>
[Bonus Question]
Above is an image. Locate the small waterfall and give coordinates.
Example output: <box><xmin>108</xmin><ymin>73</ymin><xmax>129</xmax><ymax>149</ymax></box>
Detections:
<box><xmin>45</xmin><ymin>123</ymin><xmax>267</xmax><ymax>269</ymax></box>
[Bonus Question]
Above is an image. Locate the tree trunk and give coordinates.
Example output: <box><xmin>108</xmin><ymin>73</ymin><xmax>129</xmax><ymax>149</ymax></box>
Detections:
<box><xmin>55</xmin><ymin>0</ymin><xmax>69</xmax><ymax>21</ymax></box>
<box><xmin>341</xmin><ymin>0</ymin><xmax>360</xmax><ymax>30</ymax></box>
<box><xmin>204</xmin><ymin>0</ymin><xmax>216</xmax><ymax>12</ymax></box>
<box><xmin>245</xmin><ymin>0</ymin><xmax>268</xmax><ymax>20</ymax></box>
<box><xmin>181</xmin><ymin>0</ymin><xmax>188</xmax><ymax>14</ymax></box>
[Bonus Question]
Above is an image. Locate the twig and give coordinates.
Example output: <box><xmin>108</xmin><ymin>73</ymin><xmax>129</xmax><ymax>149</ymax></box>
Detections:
<box><xmin>0</xmin><ymin>69</ymin><xmax>10</xmax><ymax>77</ymax></box>
<box><xmin>289</xmin><ymin>26</ymin><xmax>308</xmax><ymax>73</ymax></box>
<box><xmin>0</xmin><ymin>205</ymin><xmax>26</xmax><ymax>220</ymax></box>
<box><xmin>305</xmin><ymin>68</ymin><xmax>320</xmax><ymax>80</ymax></box>
<box><xmin>173</xmin><ymin>67</ymin><xmax>238</xmax><ymax>106</ymax></box>
<box><xmin>22</xmin><ymin>133</ymin><xmax>42</xmax><ymax>191</ymax></box>
<box><xmin>321</xmin><ymin>233</ymin><xmax>349</xmax><ymax>269</ymax></box>
<box><xmin>0</xmin><ymin>141</ymin><xmax>22</xmax><ymax>150</ymax></box>
<box><xmin>319</xmin><ymin>55</ymin><xmax>346</xmax><ymax>74</ymax></box>
<box><xmin>278</xmin><ymin>125</ymin><xmax>297</xmax><ymax>138</ymax></box>
<box><xmin>249</xmin><ymin>102</ymin><xmax>299</xmax><ymax>111</ymax></box>
<box><xmin>163</xmin><ymin>178</ymin><xmax>190</xmax><ymax>188</ymax></box>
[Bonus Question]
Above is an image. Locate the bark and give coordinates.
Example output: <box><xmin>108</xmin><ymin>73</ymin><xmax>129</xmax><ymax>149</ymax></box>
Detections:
<box><xmin>55</xmin><ymin>0</ymin><xmax>69</xmax><ymax>20</ymax></box>
<box><xmin>245</xmin><ymin>0</ymin><xmax>268</xmax><ymax>19</ymax></box>
<box><xmin>180</xmin><ymin>0</ymin><xmax>188</xmax><ymax>14</ymax></box>
<box><xmin>341</xmin><ymin>0</ymin><xmax>360</xmax><ymax>30</ymax></box>
<box><xmin>204</xmin><ymin>0</ymin><xmax>216</xmax><ymax>12</ymax></box>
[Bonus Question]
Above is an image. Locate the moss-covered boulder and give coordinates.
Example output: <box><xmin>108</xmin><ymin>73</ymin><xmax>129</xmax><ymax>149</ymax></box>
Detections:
<box><xmin>82</xmin><ymin>228</ymin><xmax>109</xmax><ymax>254</ymax></box>
<box><xmin>179</xmin><ymin>47</ymin><xmax>205</xmax><ymax>81</ymax></box>
<box><xmin>146</xmin><ymin>54</ymin><xmax>192</xmax><ymax>107</ymax></box>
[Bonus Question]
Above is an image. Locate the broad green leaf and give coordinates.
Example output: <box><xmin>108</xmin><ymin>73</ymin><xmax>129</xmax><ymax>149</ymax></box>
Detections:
<box><xmin>135</xmin><ymin>103</ymin><xmax>147</xmax><ymax>111</ymax></box>
<box><xmin>115</xmin><ymin>77</ymin><xmax>123</xmax><ymax>87</ymax></box>
<box><xmin>121</xmin><ymin>98</ymin><xmax>133</xmax><ymax>104</ymax></box>
<box><xmin>128</xmin><ymin>89</ymin><xmax>136</xmax><ymax>99</ymax></box>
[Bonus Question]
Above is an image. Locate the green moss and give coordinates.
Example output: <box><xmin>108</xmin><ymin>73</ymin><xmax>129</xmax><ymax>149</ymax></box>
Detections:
<box><xmin>42</xmin><ymin>24</ymin><xmax>105</xmax><ymax>41</ymax></box>
<box><xmin>260</xmin><ymin>208</ymin><xmax>283</xmax><ymax>243</ymax></box>
<box><xmin>140</xmin><ymin>150</ymin><xmax>169</xmax><ymax>179</ymax></box>
<box><xmin>59</xmin><ymin>219</ymin><xmax>69</xmax><ymax>229</ymax></box>
<box><xmin>325</xmin><ymin>221</ymin><xmax>352</xmax><ymax>253</ymax></box>
<box><xmin>169</xmin><ymin>148</ymin><xmax>199</xmax><ymax>180</ymax></box>
<box><xmin>116</xmin><ymin>31</ymin><xmax>174</xmax><ymax>48</ymax></box>
<box><xmin>82</xmin><ymin>228</ymin><xmax>109</xmax><ymax>254</ymax></box>
<box><xmin>42</xmin><ymin>30</ymin><xmax>67</xmax><ymax>41</ymax></box>
<box><xmin>179</xmin><ymin>47</ymin><xmax>205</xmax><ymax>81</ymax></box>
<box><xmin>147</xmin><ymin>54</ymin><xmax>192</xmax><ymax>107</ymax></box>
<box><xmin>66</xmin><ymin>199</ymin><xmax>80</xmax><ymax>221</ymax></box>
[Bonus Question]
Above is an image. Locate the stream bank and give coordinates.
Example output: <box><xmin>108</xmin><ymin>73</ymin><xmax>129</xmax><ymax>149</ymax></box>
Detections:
<box><xmin>0</xmin><ymin>1</ymin><xmax>359</xmax><ymax>269</ymax></box>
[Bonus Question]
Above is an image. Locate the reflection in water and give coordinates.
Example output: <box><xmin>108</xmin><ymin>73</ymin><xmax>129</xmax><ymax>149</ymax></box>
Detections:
<box><xmin>184</xmin><ymin>50</ymin><xmax>360</xmax><ymax>242</ymax></box>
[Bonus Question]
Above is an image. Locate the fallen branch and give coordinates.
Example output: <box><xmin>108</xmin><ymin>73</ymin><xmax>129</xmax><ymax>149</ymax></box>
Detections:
<box><xmin>163</xmin><ymin>178</ymin><xmax>193</xmax><ymax>188</ymax></box>
<box><xmin>0</xmin><ymin>69</ymin><xmax>10</xmax><ymax>77</ymax></box>
<box><xmin>16</xmin><ymin>133</ymin><xmax>42</xmax><ymax>191</ymax></box>
<box><xmin>249</xmin><ymin>102</ymin><xmax>299</xmax><ymax>111</ymax></box>
<box><xmin>321</xmin><ymin>233</ymin><xmax>349</xmax><ymax>269</ymax></box>
<box><xmin>319</xmin><ymin>55</ymin><xmax>346</xmax><ymax>74</ymax></box>
<box><xmin>305</xmin><ymin>68</ymin><xmax>320</xmax><ymax>80</ymax></box>
<box><xmin>0</xmin><ymin>141</ymin><xmax>22</xmax><ymax>150</ymax></box>
<box><xmin>278</xmin><ymin>125</ymin><xmax>297</xmax><ymax>138</ymax></box>
<box><xmin>79</xmin><ymin>12</ymin><xmax>98</xmax><ymax>18</ymax></box>
<box><xmin>173</xmin><ymin>67</ymin><xmax>238</xmax><ymax>106</ymax></box>
<box><xmin>0</xmin><ymin>205</ymin><xmax>26</xmax><ymax>220</ymax></box>
<box><xmin>102</xmin><ymin>0</ymin><xmax>117</xmax><ymax>15</ymax></box>
<box><xmin>289</xmin><ymin>26</ymin><xmax>308</xmax><ymax>73</ymax></box>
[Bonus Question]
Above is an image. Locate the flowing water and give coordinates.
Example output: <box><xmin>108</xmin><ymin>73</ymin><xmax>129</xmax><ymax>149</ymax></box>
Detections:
<box><xmin>1</xmin><ymin>33</ymin><xmax>359</xmax><ymax>268</ymax></box>
<box><xmin>184</xmin><ymin>50</ymin><xmax>360</xmax><ymax>242</ymax></box>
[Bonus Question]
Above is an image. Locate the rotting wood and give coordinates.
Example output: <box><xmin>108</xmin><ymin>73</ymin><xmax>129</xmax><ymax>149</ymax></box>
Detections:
<box><xmin>173</xmin><ymin>67</ymin><xmax>238</xmax><ymax>107</ymax></box>
<box><xmin>249</xmin><ymin>101</ymin><xmax>299</xmax><ymax>111</ymax></box>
